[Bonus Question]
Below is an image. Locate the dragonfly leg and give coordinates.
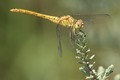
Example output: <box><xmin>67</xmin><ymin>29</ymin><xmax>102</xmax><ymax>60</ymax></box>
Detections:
<box><xmin>78</xmin><ymin>29</ymin><xmax>86</xmax><ymax>37</ymax></box>
<box><xmin>70</xmin><ymin>28</ymin><xmax>86</xmax><ymax>42</ymax></box>
<box><xmin>69</xmin><ymin>28</ymin><xmax>76</xmax><ymax>41</ymax></box>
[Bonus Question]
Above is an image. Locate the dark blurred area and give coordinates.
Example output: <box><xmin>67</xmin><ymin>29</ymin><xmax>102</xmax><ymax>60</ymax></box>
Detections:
<box><xmin>0</xmin><ymin>0</ymin><xmax>120</xmax><ymax>80</ymax></box>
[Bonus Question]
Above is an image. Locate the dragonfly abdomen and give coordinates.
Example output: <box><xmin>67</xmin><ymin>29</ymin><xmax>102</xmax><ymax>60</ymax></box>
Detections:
<box><xmin>10</xmin><ymin>8</ymin><xmax>76</xmax><ymax>28</ymax></box>
<box><xmin>10</xmin><ymin>8</ymin><xmax>60</xmax><ymax>24</ymax></box>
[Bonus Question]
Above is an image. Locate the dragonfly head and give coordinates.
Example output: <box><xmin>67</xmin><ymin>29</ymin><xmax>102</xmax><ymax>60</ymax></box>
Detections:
<box><xmin>74</xmin><ymin>19</ymin><xmax>84</xmax><ymax>29</ymax></box>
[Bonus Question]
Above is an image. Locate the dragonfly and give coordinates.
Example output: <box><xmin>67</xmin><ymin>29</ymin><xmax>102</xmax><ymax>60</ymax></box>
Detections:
<box><xmin>10</xmin><ymin>8</ymin><xmax>109</xmax><ymax>56</ymax></box>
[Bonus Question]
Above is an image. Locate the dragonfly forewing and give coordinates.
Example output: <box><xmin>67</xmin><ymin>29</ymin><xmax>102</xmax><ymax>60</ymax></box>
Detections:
<box><xmin>72</xmin><ymin>14</ymin><xmax>110</xmax><ymax>25</ymax></box>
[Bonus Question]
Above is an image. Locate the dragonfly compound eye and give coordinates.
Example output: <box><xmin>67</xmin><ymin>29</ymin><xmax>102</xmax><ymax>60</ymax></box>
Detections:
<box><xmin>75</xmin><ymin>19</ymin><xmax>84</xmax><ymax>29</ymax></box>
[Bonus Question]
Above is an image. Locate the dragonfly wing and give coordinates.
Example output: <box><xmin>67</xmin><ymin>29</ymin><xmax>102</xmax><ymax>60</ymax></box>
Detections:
<box><xmin>72</xmin><ymin>14</ymin><xmax>110</xmax><ymax>24</ymax></box>
<box><xmin>56</xmin><ymin>24</ymin><xmax>62</xmax><ymax>56</ymax></box>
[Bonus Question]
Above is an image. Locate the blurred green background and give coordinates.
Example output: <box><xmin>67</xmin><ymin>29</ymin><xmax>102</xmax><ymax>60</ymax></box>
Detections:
<box><xmin>0</xmin><ymin>0</ymin><xmax>120</xmax><ymax>80</ymax></box>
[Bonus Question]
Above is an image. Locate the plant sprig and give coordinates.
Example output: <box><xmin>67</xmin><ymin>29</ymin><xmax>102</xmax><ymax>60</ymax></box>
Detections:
<box><xmin>73</xmin><ymin>30</ymin><xmax>114</xmax><ymax>80</ymax></box>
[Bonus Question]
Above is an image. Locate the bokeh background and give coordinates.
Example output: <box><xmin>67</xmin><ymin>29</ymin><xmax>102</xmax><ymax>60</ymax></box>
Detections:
<box><xmin>0</xmin><ymin>0</ymin><xmax>120</xmax><ymax>80</ymax></box>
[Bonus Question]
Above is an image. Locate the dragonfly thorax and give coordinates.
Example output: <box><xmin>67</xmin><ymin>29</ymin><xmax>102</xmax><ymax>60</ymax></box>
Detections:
<box><xmin>58</xmin><ymin>15</ymin><xmax>84</xmax><ymax>30</ymax></box>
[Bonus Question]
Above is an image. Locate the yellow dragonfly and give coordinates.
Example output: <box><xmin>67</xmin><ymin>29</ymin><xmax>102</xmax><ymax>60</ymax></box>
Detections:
<box><xmin>10</xmin><ymin>8</ymin><xmax>109</xmax><ymax>56</ymax></box>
